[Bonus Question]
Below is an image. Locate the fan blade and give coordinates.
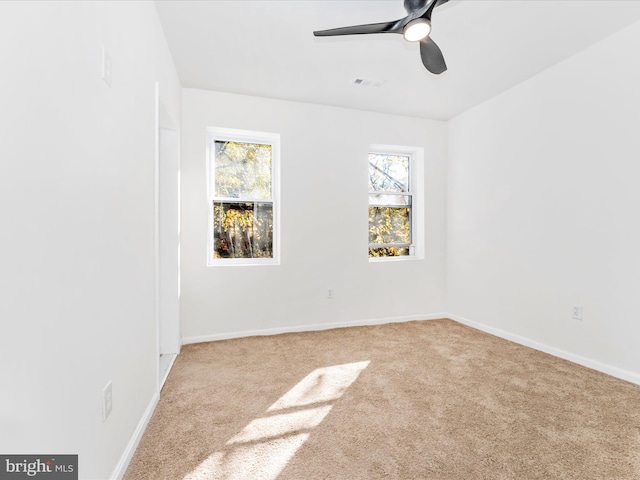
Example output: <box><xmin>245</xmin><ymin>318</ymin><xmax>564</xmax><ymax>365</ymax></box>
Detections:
<box><xmin>419</xmin><ymin>37</ymin><xmax>447</xmax><ymax>74</ymax></box>
<box><xmin>415</xmin><ymin>0</ymin><xmax>437</xmax><ymax>22</ymax></box>
<box><xmin>314</xmin><ymin>19</ymin><xmax>404</xmax><ymax>37</ymax></box>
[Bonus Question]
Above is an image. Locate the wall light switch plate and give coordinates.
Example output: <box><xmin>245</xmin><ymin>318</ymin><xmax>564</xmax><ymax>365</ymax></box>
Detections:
<box><xmin>102</xmin><ymin>46</ymin><xmax>112</xmax><ymax>87</ymax></box>
<box><xmin>102</xmin><ymin>381</ymin><xmax>113</xmax><ymax>421</ymax></box>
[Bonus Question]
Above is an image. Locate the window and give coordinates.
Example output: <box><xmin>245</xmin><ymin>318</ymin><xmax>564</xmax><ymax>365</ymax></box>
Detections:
<box><xmin>368</xmin><ymin>145</ymin><xmax>423</xmax><ymax>260</ymax></box>
<box><xmin>207</xmin><ymin>128</ymin><xmax>279</xmax><ymax>265</ymax></box>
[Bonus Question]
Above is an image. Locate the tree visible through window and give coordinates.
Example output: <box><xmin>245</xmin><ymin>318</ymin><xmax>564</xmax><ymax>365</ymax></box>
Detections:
<box><xmin>208</xmin><ymin>129</ymin><xmax>279</xmax><ymax>263</ymax></box>
<box><xmin>368</xmin><ymin>152</ymin><xmax>413</xmax><ymax>258</ymax></box>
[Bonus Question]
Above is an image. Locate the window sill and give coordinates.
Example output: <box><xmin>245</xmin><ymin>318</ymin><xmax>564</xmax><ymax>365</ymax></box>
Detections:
<box><xmin>208</xmin><ymin>258</ymin><xmax>280</xmax><ymax>267</ymax></box>
<box><xmin>368</xmin><ymin>255</ymin><xmax>421</xmax><ymax>263</ymax></box>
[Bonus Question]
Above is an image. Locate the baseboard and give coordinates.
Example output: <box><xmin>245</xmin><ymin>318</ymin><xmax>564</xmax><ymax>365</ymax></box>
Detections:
<box><xmin>448</xmin><ymin>313</ymin><xmax>640</xmax><ymax>386</ymax></box>
<box><xmin>110</xmin><ymin>392</ymin><xmax>160</xmax><ymax>480</ymax></box>
<box><xmin>182</xmin><ymin>313</ymin><xmax>447</xmax><ymax>345</ymax></box>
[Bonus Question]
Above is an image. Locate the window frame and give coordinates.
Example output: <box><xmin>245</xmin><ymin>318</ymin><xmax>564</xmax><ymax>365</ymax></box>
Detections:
<box><xmin>368</xmin><ymin>144</ymin><xmax>424</xmax><ymax>262</ymax></box>
<box><xmin>206</xmin><ymin>127</ymin><xmax>280</xmax><ymax>266</ymax></box>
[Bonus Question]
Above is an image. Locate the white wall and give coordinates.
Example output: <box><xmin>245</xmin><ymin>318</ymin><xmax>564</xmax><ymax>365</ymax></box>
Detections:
<box><xmin>181</xmin><ymin>89</ymin><xmax>447</xmax><ymax>341</ymax></box>
<box><xmin>447</xmin><ymin>21</ymin><xmax>640</xmax><ymax>377</ymax></box>
<box><xmin>0</xmin><ymin>2</ymin><xmax>180</xmax><ymax>478</ymax></box>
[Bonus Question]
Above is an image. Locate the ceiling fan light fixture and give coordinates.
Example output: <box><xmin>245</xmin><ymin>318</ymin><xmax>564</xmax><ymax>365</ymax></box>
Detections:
<box><xmin>403</xmin><ymin>18</ymin><xmax>431</xmax><ymax>42</ymax></box>
<box><xmin>313</xmin><ymin>0</ymin><xmax>448</xmax><ymax>75</ymax></box>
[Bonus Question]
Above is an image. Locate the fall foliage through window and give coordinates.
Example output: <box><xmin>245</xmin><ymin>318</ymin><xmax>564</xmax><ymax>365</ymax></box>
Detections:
<box><xmin>368</xmin><ymin>151</ymin><xmax>414</xmax><ymax>258</ymax></box>
<box><xmin>208</xmin><ymin>129</ymin><xmax>279</xmax><ymax>264</ymax></box>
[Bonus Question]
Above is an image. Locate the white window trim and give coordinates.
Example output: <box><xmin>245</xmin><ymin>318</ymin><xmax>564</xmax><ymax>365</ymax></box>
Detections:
<box><xmin>206</xmin><ymin>127</ymin><xmax>281</xmax><ymax>266</ymax></box>
<box><xmin>368</xmin><ymin>144</ymin><xmax>424</xmax><ymax>262</ymax></box>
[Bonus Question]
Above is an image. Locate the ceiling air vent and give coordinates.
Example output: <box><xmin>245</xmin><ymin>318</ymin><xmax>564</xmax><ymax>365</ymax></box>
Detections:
<box><xmin>353</xmin><ymin>78</ymin><xmax>384</xmax><ymax>88</ymax></box>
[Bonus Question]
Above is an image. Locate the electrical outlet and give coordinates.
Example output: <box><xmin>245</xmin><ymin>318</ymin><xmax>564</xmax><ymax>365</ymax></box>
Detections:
<box><xmin>102</xmin><ymin>381</ymin><xmax>113</xmax><ymax>421</ymax></box>
<box><xmin>327</xmin><ymin>289</ymin><xmax>334</xmax><ymax>299</ymax></box>
<box><xmin>572</xmin><ymin>305</ymin><xmax>583</xmax><ymax>321</ymax></box>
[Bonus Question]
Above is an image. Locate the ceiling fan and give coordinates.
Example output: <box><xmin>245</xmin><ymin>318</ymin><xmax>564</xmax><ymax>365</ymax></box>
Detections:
<box><xmin>313</xmin><ymin>0</ymin><xmax>450</xmax><ymax>75</ymax></box>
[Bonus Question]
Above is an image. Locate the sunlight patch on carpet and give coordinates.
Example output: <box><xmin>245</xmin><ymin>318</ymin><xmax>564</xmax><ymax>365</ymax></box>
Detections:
<box><xmin>183</xmin><ymin>434</ymin><xmax>309</xmax><ymax>480</ymax></box>
<box><xmin>183</xmin><ymin>361</ymin><xmax>369</xmax><ymax>480</ymax></box>
<box><xmin>226</xmin><ymin>405</ymin><xmax>332</xmax><ymax>444</ymax></box>
<box><xmin>268</xmin><ymin>360</ymin><xmax>370</xmax><ymax>411</ymax></box>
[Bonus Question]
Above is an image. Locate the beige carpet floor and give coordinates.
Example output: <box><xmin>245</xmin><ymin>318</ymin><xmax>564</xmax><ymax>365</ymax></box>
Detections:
<box><xmin>124</xmin><ymin>319</ymin><xmax>640</xmax><ymax>479</ymax></box>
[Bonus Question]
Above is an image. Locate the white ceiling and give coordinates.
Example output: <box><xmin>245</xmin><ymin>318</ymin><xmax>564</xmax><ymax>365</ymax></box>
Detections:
<box><xmin>155</xmin><ymin>0</ymin><xmax>640</xmax><ymax>120</ymax></box>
